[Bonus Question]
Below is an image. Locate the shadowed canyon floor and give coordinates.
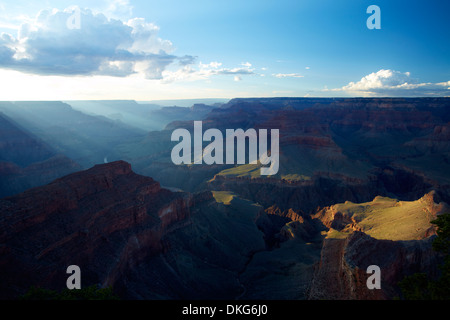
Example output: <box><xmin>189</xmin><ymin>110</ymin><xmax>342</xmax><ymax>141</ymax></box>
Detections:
<box><xmin>0</xmin><ymin>161</ymin><xmax>446</xmax><ymax>299</ymax></box>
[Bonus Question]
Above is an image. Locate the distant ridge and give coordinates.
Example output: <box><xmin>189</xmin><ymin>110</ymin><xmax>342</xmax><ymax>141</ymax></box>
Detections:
<box><xmin>139</xmin><ymin>98</ymin><xmax>229</xmax><ymax>107</ymax></box>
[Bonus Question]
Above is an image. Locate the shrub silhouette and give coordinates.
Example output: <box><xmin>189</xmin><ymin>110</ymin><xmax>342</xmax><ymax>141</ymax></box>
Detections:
<box><xmin>399</xmin><ymin>212</ymin><xmax>450</xmax><ymax>300</ymax></box>
<box><xmin>20</xmin><ymin>285</ymin><xmax>119</xmax><ymax>300</ymax></box>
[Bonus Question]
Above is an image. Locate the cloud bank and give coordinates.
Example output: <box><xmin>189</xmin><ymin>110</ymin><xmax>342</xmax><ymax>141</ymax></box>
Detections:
<box><xmin>330</xmin><ymin>69</ymin><xmax>449</xmax><ymax>96</ymax></box>
<box><xmin>0</xmin><ymin>6</ymin><xmax>260</xmax><ymax>83</ymax></box>
<box><xmin>161</xmin><ymin>61</ymin><xmax>255</xmax><ymax>83</ymax></box>
<box><xmin>0</xmin><ymin>7</ymin><xmax>183</xmax><ymax>79</ymax></box>
<box><xmin>0</xmin><ymin>6</ymin><xmax>252</xmax><ymax>83</ymax></box>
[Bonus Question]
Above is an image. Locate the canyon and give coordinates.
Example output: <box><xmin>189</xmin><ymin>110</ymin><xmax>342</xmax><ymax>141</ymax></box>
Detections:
<box><xmin>0</xmin><ymin>160</ymin><xmax>446</xmax><ymax>299</ymax></box>
<box><xmin>0</xmin><ymin>97</ymin><xmax>449</xmax><ymax>299</ymax></box>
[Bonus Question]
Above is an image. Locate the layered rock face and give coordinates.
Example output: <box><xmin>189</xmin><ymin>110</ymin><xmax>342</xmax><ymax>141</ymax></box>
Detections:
<box><xmin>308</xmin><ymin>232</ymin><xmax>439</xmax><ymax>300</ymax></box>
<box><xmin>0</xmin><ymin>161</ymin><xmax>191</xmax><ymax>299</ymax></box>
<box><xmin>308</xmin><ymin>191</ymin><xmax>447</xmax><ymax>299</ymax></box>
<box><xmin>135</xmin><ymin>98</ymin><xmax>450</xmax><ymax>195</ymax></box>
<box><xmin>0</xmin><ymin>163</ymin><xmax>446</xmax><ymax>300</ymax></box>
<box><xmin>0</xmin><ymin>161</ymin><xmax>271</xmax><ymax>300</ymax></box>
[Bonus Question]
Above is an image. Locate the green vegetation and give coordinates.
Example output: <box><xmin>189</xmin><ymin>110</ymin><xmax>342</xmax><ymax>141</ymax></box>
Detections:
<box><xmin>326</xmin><ymin>228</ymin><xmax>351</xmax><ymax>239</ymax></box>
<box><xmin>281</xmin><ymin>174</ymin><xmax>311</xmax><ymax>182</ymax></box>
<box><xmin>399</xmin><ymin>213</ymin><xmax>450</xmax><ymax>300</ymax></box>
<box><xmin>212</xmin><ymin>190</ymin><xmax>236</xmax><ymax>205</ymax></box>
<box><xmin>20</xmin><ymin>285</ymin><xmax>119</xmax><ymax>300</ymax></box>
<box><xmin>217</xmin><ymin>163</ymin><xmax>262</xmax><ymax>178</ymax></box>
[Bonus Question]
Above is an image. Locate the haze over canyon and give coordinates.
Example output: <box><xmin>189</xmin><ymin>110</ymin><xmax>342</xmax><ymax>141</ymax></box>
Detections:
<box><xmin>0</xmin><ymin>97</ymin><xmax>449</xmax><ymax>299</ymax></box>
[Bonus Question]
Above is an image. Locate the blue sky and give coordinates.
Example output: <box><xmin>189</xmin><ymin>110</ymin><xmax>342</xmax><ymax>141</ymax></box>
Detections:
<box><xmin>0</xmin><ymin>0</ymin><xmax>448</xmax><ymax>100</ymax></box>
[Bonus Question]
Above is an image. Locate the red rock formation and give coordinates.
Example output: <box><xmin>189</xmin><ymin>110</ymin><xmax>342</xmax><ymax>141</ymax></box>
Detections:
<box><xmin>0</xmin><ymin>161</ymin><xmax>191</xmax><ymax>299</ymax></box>
<box><xmin>308</xmin><ymin>191</ymin><xmax>447</xmax><ymax>300</ymax></box>
<box><xmin>308</xmin><ymin>231</ymin><xmax>440</xmax><ymax>300</ymax></box>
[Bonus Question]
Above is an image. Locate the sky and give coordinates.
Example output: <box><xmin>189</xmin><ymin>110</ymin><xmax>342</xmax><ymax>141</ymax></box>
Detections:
<box><xmin>0</xmin><ymin>0</ymin><xmax>448</xmax><ymax>100</ymax></box>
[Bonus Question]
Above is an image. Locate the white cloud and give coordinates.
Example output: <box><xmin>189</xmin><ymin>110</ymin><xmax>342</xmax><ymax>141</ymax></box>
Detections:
<box><xmin>273</xmin><ymin>73</ymin><xmax>304</xmax><ymax>78</ymax></box>
<box><xmin>201</xmin><ymin>61</ymin><xmax>222</xmax><ymax>69</ymax></box>
<box><xmin>216</xmin><ymin>67</ymin><xmax>254</xmax><ymax>75</ymax></box>
<box><xmin>0</xmin><ymin>5</ymin><xmax>258</xmax><ymax>86</ymax></box>
<box><xmin>329</xmin><ymin>69</ymin><xmax>449</xmax><ymax>96</ymax></box>
<box><xmin>341</xmin><ymin>69</ymin><xmax>412</xmax><ymax>91</ymax></box>
<box><xmin>161</xmin><ymin>61</ymin><xmax>255</xmax><ymax>83</ymax></box>
<box><xmin>0</xmin><ymin>7</ymin><xmax>181</xmax><ymax>79</ymax></box>
<box><xmin>126</xmin><ymin>18</ymin><xmax>173</xmax><ymax>54</ymax></box>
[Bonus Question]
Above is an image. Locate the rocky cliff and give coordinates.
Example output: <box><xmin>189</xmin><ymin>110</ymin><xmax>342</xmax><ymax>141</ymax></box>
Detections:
<box><xmin>308</xmin><ymin>191</ymin><xmax>447</xmax><ymax>300</ymax></box>
<box><xmin>0</xmin><ymin>161</ymin><xmax>447</xmax><ymax>300</ymax></box>
<box><xmin>0</xmin><ymin>161</ymin><xmax>191</xmax><ymax>299</ymax></box>
<box><xmin>308</xmin><ymin>232</ymin><xmax>440</xmax><ymax>300</ymax></box>
<box><xmin>0</xmin><ymin>161</ymin><xmax>273</xmax><ymax>300</ymax></box>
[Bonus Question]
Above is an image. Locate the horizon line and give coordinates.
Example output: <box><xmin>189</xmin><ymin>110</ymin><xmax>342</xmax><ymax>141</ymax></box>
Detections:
<box><xmin>1</xmin><ymin>96</ymin><xmax>449</xmax><ymax>103</ymax></box>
